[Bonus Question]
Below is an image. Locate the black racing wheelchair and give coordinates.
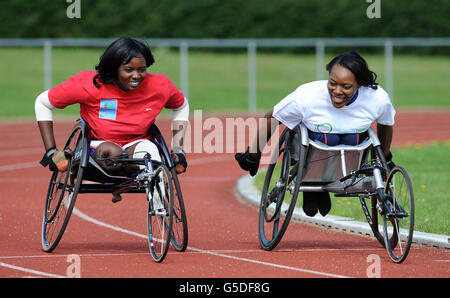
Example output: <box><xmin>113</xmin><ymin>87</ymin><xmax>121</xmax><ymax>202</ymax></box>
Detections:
<box><xmin>41</xmin><ymin>118</ymin><xmax>188</xmax><ymax>263</ymax></box>
<box><xmin>259</xmin><ymin>123</ymin><xmax>414</xmax><ymax>263</ymax></box>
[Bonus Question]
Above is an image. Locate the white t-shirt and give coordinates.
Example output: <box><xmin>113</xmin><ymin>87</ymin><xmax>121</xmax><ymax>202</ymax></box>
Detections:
<box><xmin>272</xmin><ymin>80</ymin><xmax>395</xmax><ymax>134</ymax></box>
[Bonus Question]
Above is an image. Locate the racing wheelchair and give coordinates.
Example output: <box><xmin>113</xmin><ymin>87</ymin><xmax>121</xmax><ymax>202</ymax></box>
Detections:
<box><xmin>41</xmin><ymin>118</ymin><xmax>188</xmax><ymax>263</ymax></box>
<box><xmin>259</xmin><ymin>123</ymin><xmax>414</xmax><ymax>263</ymax></box>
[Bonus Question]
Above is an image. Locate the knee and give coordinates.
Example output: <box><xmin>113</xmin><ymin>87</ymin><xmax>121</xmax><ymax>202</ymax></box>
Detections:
<box><xmin>133</xmin><ymin>140</ymin><xmax>161</xmax><ymax>162</ymax></box>
<box><xmin>93</xmin><ymin>142</ymin><xmax>125</xmax><ymax>173</ymax></box>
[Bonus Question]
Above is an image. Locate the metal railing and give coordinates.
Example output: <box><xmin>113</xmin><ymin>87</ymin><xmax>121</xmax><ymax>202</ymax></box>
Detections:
<box><xmin>1</xmin><ymin>37</ymin><xmax>449</xmax><ymax>113</ymax></box>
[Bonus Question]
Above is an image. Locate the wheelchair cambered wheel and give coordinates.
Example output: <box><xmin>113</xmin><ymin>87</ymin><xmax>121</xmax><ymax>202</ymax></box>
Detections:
<box><xmin>41</xmin><ymin>122</ymin><xmax>84</xmax><ymax>252</ymax></box>
<box><xmin>147</xmin><ymin>164</ymin><xmax>174</xmax><ymax>262</ymax></box>
<box><xmin>382</xmin><ymin>166</ymin><xmax>414</xmax><ymax>263</ymax></box>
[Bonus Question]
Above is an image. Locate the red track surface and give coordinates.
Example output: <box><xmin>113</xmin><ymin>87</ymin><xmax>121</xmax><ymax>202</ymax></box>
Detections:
<box><xmin>0</xmin><ymin>110</ymin><xmax>449</xmax><ymax>278</ymax></box>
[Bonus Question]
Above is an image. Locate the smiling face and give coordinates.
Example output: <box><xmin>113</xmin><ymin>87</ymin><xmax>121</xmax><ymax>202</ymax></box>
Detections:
<box><xmin>117</xmin><ymin>54</ymin><xmax>147</xmax><ymax>91</ymax></box>
<box><xmin>327</xmin><ymin>64</ymin><xmax>360</xmax><ymax>108</ymax></box>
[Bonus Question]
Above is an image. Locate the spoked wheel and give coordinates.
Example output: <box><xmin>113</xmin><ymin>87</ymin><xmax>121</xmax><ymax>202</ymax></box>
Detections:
<box><xmin>259</xmin><ymin>127</ymin><xmax>306</xmax><ymax>250</ymax></box>
<box><xmin>382</xmin><ymin>166</ymin><xmax>414</xmax><ymax>263</ymax></box>
<box><xmin>147</xmin><ymin>164</ymin><xmax>174</xmax><ymax>262</ymax></box>
<box><xmin>42</xmin><ymin>123</ymin><xmax>84</xmax><ymax>252</ymax></box>
<box><xmin>169</xmin><ymin>168</ymin><xmax>188</xmax><ymax>252</ymax></box>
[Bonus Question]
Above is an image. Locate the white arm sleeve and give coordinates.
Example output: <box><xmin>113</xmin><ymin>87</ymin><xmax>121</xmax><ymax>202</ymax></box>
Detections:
<box><xmin>35</xmin><ymin>90</ymin><xmax>55</xmax><ymax>121</ymax></box>
<box><xmin>171</xmin><ymin>97</ymin><xmax>190</xmax><ymax>122</ymax></box>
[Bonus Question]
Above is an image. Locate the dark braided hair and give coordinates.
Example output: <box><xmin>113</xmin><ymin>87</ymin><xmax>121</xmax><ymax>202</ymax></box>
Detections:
<box><xmin>93</xmin><ymin>37</ymin><xmax>155</xmax><ymax>88</ymax></box>
<box><xmin>326</xmin><ymin>50</ymin><xmax>378</xmax><ymax>90</ymax></box>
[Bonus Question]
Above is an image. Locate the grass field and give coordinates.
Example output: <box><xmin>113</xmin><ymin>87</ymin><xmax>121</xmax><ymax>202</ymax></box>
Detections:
<box><xmin>254</xmin><ymin>142</ymin><xmax>450</xmax><ymax>235</ymax></box>
<box><xmin>0</xmin><ymin>47</ymin><xmax>449</xmax><ymax>118</ymax></box>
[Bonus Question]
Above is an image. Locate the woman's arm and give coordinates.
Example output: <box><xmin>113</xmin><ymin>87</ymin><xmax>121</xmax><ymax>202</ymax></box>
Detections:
<box><xmin>235</xmin><ymin>109</ymin><xmax>280</xmax><ymax>176</ymax></box>
<box><xmin>171</xmin><ymin>97</ymin><xmax>189</xmax><ymax>151</ymax></box>
<box><xmin>249</xmin><ymin>109</ymin><xmax>279</xmax><ymax>157</ymax></box>
<box><xmin>171</xmin><ymin>98</ymin><xmax>189</xmax><ymax>173</ymax></box>
<box><xmin>37</xmin><ymin>121</ymin><xmax>56</xmax><ymax>150</ymax></box>
<box><xmin>377</xmin><ymin>123</ymin><xmax>393</xmax><ymax>157</ymax></box>
<box><xmin>35</xmin><ymin>90</ymin><xmax>56</xmax><ymax>150</ymax></box>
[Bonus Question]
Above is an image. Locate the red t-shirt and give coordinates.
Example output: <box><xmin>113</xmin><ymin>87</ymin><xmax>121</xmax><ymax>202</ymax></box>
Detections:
<box><xmin>49</xmin><ymin>70</ymin><xmax>184</xmax><ymax>146</ymax></box>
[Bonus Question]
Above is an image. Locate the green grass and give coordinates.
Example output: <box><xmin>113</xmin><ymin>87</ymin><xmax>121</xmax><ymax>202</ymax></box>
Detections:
<box><xmin>0</xmin><ymin>47</ymin><xmax>449</xmax><ymax>119</ymax></box>
<box><xmin>254</xmin><ymin>142</ymin><xmax>450</xmax><ymax>235</ymax></box>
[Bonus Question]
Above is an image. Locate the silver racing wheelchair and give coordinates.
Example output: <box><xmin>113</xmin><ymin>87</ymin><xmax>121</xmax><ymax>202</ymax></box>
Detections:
<box><xmin>41</xmin><ymin>118</ymin><xmax>188</xmax><ymax>263</ymax></box>
<box><xmin>259</xmin><ymin>123</ymin><xmax>414</xmax><ymax>263</ymax></box>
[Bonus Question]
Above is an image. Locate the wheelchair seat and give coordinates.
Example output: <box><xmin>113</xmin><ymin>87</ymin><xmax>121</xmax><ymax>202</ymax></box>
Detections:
<box><xmin>75</xmin><ymin>117</ymin><xmax>173</xmax><ymax>194</ymax></box>
<box><xmin>296</xmin><ymin>123</ymin><xmax>378</xmax><ymax>185</ymax></box>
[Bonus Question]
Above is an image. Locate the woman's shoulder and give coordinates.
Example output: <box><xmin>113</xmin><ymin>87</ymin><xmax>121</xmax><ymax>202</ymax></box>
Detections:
<box><xmin>71</xmin><ymin>70</ymin><xmax>97</xmax><ymax>81</ymax></box>
<box><xmin>294</xmin><ymin>80</ymin><xmax>328</xmax><ymax>99</ymax></box>
<box><xmin>359</xmin><ymin>85</ymin><xmax>390</xmax><ymax>101</ymax></box>
<box><xmin>141</xmin><ymin>73</ymin><xmax>179</xmax><ymax>91</ymax></box>
<box><xmin>298</xmin><ymin>80</ymin><xmax>327</xmax><ymax>90</ymax></box>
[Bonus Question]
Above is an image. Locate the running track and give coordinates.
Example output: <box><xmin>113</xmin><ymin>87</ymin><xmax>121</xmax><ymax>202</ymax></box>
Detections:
<box><xmin>0</xmin><ymin>110</ymin><xmax>449</xmax><ymax>278</ymax></box>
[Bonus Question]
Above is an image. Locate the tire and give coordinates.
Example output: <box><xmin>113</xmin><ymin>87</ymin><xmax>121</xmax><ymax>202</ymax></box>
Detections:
<box><xmin>169</xmin><ymin>167</ymin><xmax>188</xmax><ymax>252</ymax></box>
<box><xmin>382</xmin><ymin>166</ymin><xmax>414</xmax><ymax>263</ymax></box>
<box><xmin>259</xmin><ymin>127</ymin><xmax>306</xmax><ymax>250</ymax></box>
<box><xmin>364</xmin><ymin>145</ymin><xmax>390</xmax><ymax>247</ymax></box>
<box><xmin>147</xmin><ymin>164</ymin><xmax>174</xmax><ymax>262</ymax></box>
<box><xmin>41</xmin><ymin>122</ymin><xmax>84</xmax><ymax>252</ymax></box>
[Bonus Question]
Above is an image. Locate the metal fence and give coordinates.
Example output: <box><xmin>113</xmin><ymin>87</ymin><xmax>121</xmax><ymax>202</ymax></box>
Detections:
<box><xmin>1</xmin><ymin>37</ymin><xmax>449</xmax><ymax>113</ymax></box>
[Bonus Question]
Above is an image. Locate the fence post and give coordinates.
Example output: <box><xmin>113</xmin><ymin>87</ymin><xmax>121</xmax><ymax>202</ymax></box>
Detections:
<box><xmin>384</xmin><ymin>39</ymin><xmax>394</xmax><ymax>102</ymax></box>
<box><xmin>44</xmin><ymin>40</ymin><xmax>52</xmax><ymax>90</ymax></box>
<box><xmin>180</xmin><ymin>41</ymin><xmax>189</xmax><ymax>99</ymax></box>
<box><xmin>248</xmin><ymin>40</ymin><xmax>257</xmax><ymax>114</ymax></box>
<box><xmin>316</xmin><ymin>40</ymin><xmax>325</xmax><ymax>80</ymax></box>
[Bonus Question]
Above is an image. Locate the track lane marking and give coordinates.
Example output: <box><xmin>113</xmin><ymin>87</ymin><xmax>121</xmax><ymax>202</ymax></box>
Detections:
<box><xmin>72</xmin><ymin>207</ymin><xmax>352</xmax><ymax>278</ymax></box>
<box><xmin>0</xmin><ymin>261</ymin><xmax>66</xmax><ymax>278</ymax></box>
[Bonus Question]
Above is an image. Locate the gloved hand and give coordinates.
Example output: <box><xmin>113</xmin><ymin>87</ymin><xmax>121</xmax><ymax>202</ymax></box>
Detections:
<box><xmin>385</xmin><ymin>151</ymin><xmax>396</xmax><ymax>173</ymax></box>
<box><xmin>235</xmin><ymin>147</ymin><xmax>261</xmax><ymax>176</ymax></box>
<box><xmin>40</xmin><ymin>147</ymin><xmax>69</xmax><ymax>172</ymax></box>
<box><xmin>171</xmin><ymin>148</ymin><xmax>187</xmax><ymax>174</ymax></box>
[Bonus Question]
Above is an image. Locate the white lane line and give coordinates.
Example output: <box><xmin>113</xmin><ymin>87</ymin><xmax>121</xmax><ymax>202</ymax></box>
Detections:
<box><xmin>0</xmin><ymin>261</ymin><xmax>66</xmax><ymax>278</ymax></box>
<box><xmin>0</xmin><ymin>247</ymin><xmax>386</xmax><ymax>261</ymax></box>
<box><xmin>0</xmin><ymin>161</ymin><xmax>38</xmax><ymax>172</ymax></box>
<box><xmin>0</xmin><ymin>147</ymin><xmax>43</xmax><ymax>157</ymax></box>
<box><xmin>72</xmin><ymin>207</ymin><xmax>147</xmax><ymax>239</ymax></box>
<box><xmin>72</xmin><ymin>207</ymin><xmax>352</xmax><ymax>278</ymax></box>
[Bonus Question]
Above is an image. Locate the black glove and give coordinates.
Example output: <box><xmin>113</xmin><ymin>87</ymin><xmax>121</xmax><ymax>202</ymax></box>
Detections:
<box><xmin>385</xmin><ymin>151</ymin><xmax>396</xmax><ymax>172</ymax></box>
<box><xmin>171</xmin><ymin>148</ymin><xmax>187</xmax><ymax>174</ymax></box>
<box><xmin>235</xmin><ymin>147</ymin><xmax>261</xmax><ymax>176</ymax></box>
<box><xmin>40</xmin><ymin>147</ymin><xmax>69</xmax><ymax>172</ymax></box>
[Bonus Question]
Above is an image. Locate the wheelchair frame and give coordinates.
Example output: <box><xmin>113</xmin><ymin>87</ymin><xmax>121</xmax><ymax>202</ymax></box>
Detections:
<box><xmin>259</xmin><ymin>123</ymin><xmax>414</xmax><ymax>263</ymax></box>
<box><xmin>41</xmin><ymin>118</ymin><xmax>188</xmax><ymax>263</ymax></box>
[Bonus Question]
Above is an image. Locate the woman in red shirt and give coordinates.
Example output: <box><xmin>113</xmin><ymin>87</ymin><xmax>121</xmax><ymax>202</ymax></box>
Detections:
<box><xmin>35</xmin><ymin>37</ymin><xmax>189</xmax><ymax>189</ymax></box>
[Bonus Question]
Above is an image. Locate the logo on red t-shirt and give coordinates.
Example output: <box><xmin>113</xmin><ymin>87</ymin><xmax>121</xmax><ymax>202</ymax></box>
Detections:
<box><xmin>99</xmin><ymin>99</ymin><xmax>118</xmax><ymax>120</ymax></box>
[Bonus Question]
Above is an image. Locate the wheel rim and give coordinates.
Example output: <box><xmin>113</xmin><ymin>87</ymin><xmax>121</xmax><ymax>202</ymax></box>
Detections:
<box><xmin>147</xmin><ymin>165</ymin><xmax>174</xmax><ymax>262</ymax></box>
<box><xmin>382</xmin><ymin>166</ymin><xmax>414</xmax><ymax>263</ymax></box>
<box><xmin>42</xmin><ymin>125</ymin><xmax>83</xmax><ymax>252</ymax></box>
<box><xmin>169</xmin><ymin>168</ymin><xmax>188</xmax><ymax>251</ymax></box>
<box><xmin>259</xmin><ymin>129</ymin><xmax>300</xmax><ymax>250</ymax></box>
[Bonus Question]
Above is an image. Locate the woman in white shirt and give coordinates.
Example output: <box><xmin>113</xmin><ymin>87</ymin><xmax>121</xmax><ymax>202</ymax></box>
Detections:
<box><xmin>235</xmin><ymin>50</ymin><xmax>396</xmax><ymax>217</ymax></box>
